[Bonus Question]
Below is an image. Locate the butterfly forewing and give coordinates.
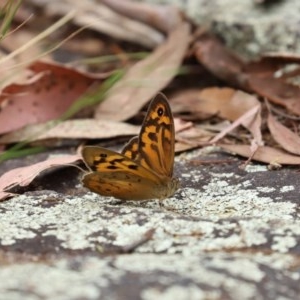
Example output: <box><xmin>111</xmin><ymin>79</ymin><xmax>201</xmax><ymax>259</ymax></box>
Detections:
<box><xmin>138</xmin><ymin>94</ymin><xmax>175</xmax><ymax>178</ymax></box>
<box><xmin>82</xmin><ymin>146</ymin><xmax>161</xmax><ymax>184</ymax></box>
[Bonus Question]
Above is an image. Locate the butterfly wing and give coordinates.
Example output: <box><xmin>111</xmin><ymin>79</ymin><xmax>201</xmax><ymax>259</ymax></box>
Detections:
<box><xmin>82</xmin><ymin>172</ymin><xmax>165</xmax><ymax>200</ymax></box>
<box><xmin>121</xmin><ymin>136</ymin><xmax>139</xmax><ymax>160</ymax></box>
<box><xmin>138</xmin><ymin>94</ymin><xmax>175</xmax><ymax>178</ymax></box>
<box><xmin>81</xmin><ymin>146</ymin><xmax>161</xmax><ymax>184</ymax></box>
<box><xmin>81</xmin><ymin>94</ymin><xmax>179</xmax><ymax>201</ymax></box>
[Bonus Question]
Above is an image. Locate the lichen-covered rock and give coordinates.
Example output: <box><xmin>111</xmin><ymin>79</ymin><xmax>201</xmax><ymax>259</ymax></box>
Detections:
<box><xmin>140</xmin><ymin>0</ymin><xmax>300</xmax><ymax>58</ymax></box>
<box><xmin>0</xmin><ymin>148</ymin><xmax>299</xmax><ymax>299</ymax></box>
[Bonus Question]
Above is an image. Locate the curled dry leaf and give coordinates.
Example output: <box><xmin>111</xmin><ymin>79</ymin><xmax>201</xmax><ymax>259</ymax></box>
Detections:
<box><xmin>0</xmin><ymin>119</ymin><xmax>140</xmax><ymax>144</ymax></box>
<box><xmin>210</xmin><ymin>104</ymin><xmax>262</xmax><ymax>146</ymax></box>
<box><xmin>171</xmin><ymin>88</ymin><xmax>259</xmax><ymax>121</ymax></box>
<box><xmin>174</xmin><ymin>118</ymin><xmax>193</xmax><ymax>133</ymax></box>
<box><xmin>75</xmin><ymin>3</ymin><xmax>164</xmax><ymax>48</ymax></box>
<box><xmin>193</xmin><ymin>34</ymin><xmax>300</xmax><ymax>116</ymax></box>
<box><xmin>257</xmin><ymin>52</ymin><xmax>300</xmax><ymax>65</ymax></box>
<box><xmin>174</xmin><ymin>117</ymin><xmax>212</xmax><ymax>152</ymax></box>
<box><xmin>171</xmin><ymin>88</ymin><xmax>262</xmax><ymax>144</ymax></box>
<box><xmin>95</xmin><ymin>22</ymin><xmax>191</xmax><ymax>121</ymax></box>
<box><xmin>246</xmin><ymin>54</ymin><xmax>300</xmax><ymax>115</ymax></box>
<box><xmin>170</xmin><ymin>88</ymin><xmax>263</xmax><ymax>158</ymax></box>
<box><xmin>0</xmin><ymin>154</ymin><xmax>81</xmax><ymax>201</ymax></box>
<box><xmin>39</xmin><ymin>0</ymin><xmax>164</xmax><ymax>48</ymax></box>
<box><xmin>101</xmin><ymin>0</ymin><xmax>182</xmax><ymax>33</ymax></box>
<box><xmin>193</xmin><ymin>34</ymin><xmax>245</xmax><ymax>87</ymax></box>
<box><xmin>0</xmin><ymin>61</ymin><xmax>106</xmax><ymax>135</ymax></box>
<box><xmin>267</xmin><ymin>113</ymin><xmax>300</xmax><ymax>156</ymax></box>
<box><xmin>247</xmin><ymin>76</ymin><xmax>300</xmax><ymax>116</ymax></box>
<box><xmin>219</xmin><ymin>144</ymin><xmax>300</xmax><ymax>165</ymax></box>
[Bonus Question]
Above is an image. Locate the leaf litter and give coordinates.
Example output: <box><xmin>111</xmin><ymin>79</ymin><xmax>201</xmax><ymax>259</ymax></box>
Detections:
<box><xmin>0</xmin><ymin>60</ymin><xmax>108</xmax><ymax>135</ymax></box>
<box><xmin>95</xmin><ymin>22</ymin><xmax>191</xmax><ymax>121</ymax></box>
<box><xmin>0</xmin><ymin>154</ymin><xmax>80</xmax><ymax>201</ymax></box>
<box><xmin>2</xmin><ymin>0</ymin><xmax>300</xmax><ymax>199</ymax></box>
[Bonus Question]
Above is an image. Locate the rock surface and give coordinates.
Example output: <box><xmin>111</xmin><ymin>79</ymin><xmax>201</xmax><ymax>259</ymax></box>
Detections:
<box><xmin>0</xmin><ymin>148</ymin><xmax>299</xmax><ymax>299</ymax></box>
<box><xmin>141</xmin><ymin>0</ymin><xmax>300</xmax><ymax>58</ymax></box>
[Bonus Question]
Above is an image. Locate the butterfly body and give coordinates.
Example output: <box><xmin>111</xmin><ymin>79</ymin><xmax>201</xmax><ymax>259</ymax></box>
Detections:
<box><xmin>81</xmin><ymin>94</ymin><xmax>179</xmax><ymax>201</ymax></box>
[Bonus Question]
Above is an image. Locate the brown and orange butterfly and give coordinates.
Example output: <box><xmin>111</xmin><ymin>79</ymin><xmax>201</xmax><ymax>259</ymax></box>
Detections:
<box><xmin>81</xmin><ymin>94</ymin><xmax>180</xmax><ymax>201</ymax></box>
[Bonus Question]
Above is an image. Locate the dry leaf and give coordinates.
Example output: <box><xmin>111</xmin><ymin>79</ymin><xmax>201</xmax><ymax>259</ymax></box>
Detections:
<box><xmin>193</xmin><ymin>34</ymin><xmax>300</xmax><ymax>116</ymax></box>
<box><xmin>175</xmin><ymin>141</ymin><xmax>199</xmax><ymax>153</ymax></box>
<box><xmin>95</xmin><ymin>22</ymin><xmax>190</xmax><ymax>121</ymax></box>
<box><xmin>0</xmin><ymin>61</ymin><xmax>106</xmax><ymax>135</ymax></box>
<box><xmin>171</xmin><ymin>88</ymin><xmax>259</xmax><ymax>120</ymax></box>
<box><xmin>220</xmin><ymin>144</ymin><xmax>300</xmax><ymax>165</ymax></box>
<box><xmin>0</xmin><ymin>119</ymin><xmax>140</xmax><ymax>144</ymax></box>
<box><xmin>40</xmin><ymin>0</ymin><xmax>164</xmax><ymax>48</ymax></box>
<box><xmin>193</xmin><ymin>34</ymin><xmax>245</xmax><ymax>87</ymax></box>
<box><xmin>211</xmin><ymin>104</ymin><xmax>262</xmax><ymax>145</ymax></box>
<box><xmin>171</xmin><ymin>88</ymin><xmax>262</xmax><ymax>143</ymax></box>
<box><xmin>247</xmin><ymin>76</ymin><xmax>300</xmax><ymax>116</ymax></box>
<box><xmin>174</xmin><ymin>118</ymin><xmax>193</xmax><ymax>133</ymax></box>
<box><xmin>268</xmin><ymin>113</ymin><xmax>300</xmax><ymax>156</ymax></box>
<box><xmin>101</xmin><ymin>0</ymin><xmax>182</xmax><ymax>33</ymax></box>
<box><xmin>0</xmin><ymin>154</ymin><xmax>81</xmax><ymax>201</ymax></box>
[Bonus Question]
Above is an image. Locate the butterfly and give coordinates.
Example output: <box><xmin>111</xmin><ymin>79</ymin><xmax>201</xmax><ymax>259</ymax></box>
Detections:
<box><xmin>81</xmin><ymin>93</ymin><xmax>180</xmax><ymax>201</ymax></box>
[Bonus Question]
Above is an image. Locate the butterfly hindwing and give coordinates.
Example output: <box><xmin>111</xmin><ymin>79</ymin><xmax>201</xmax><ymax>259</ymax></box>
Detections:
<box><xmin>82</xmin><ymin>172</ymin><xmax>166</xmax><ymax>200</ymax></box>
<box><xmin>121</xmin><ymin>136</ymin><xmax>139</xmax><ymax>160</ymax></box>
<box><xmin>138</xmin><ymin>94</ymin><xmax>175</xmax><ymax>178</ymax></box>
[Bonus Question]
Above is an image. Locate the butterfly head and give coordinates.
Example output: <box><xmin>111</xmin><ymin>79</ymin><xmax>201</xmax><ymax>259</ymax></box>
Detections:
<box><xmin>159</xmin><ymin>177</ymin><xmax>180</xmax><ymax>200</ymax></box>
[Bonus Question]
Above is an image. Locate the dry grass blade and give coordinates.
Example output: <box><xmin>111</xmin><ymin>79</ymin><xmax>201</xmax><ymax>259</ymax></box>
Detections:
<box><xmin>0</xmin><ymin>10</ymin><xmax>76</xmax><ymax>90</ymax></box>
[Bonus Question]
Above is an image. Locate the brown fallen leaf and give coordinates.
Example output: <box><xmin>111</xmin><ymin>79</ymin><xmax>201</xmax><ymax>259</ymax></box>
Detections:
<box><xmin>193</xmin><ymin>34</ymin><xmax>300</xmax><ymax>116</ymax></box>
<box><xmin>247</xmin><ymin>76</ymin><xmax>300</xmax><ymax>116</ymax></box>
<box><xmin>0</xmin><ymin>119</ymin><xmax>140</xmax><ymax>144</ymax></box>
<box><xmin>171</xmin><ymin>88</ymin><xmax>262</xmax><ymax>143</ymax></box>
<box><xmin>219</xmin><ymin>144</ymin><xmax>300</xmax><ymax>165</ymax></box>
<box><xmin>256</xmin><ymin>52</ymin><xmax>300</xmax><ymax>65</ymax></box>
<box><xmin>175</xmin><ymin>141</ymin><xmax>199</xmax><ymax>153</ymax></box>
<box><xmin>171</xmin><ymin>88</ymin><xmax>259</xmax><ymax>120</ymax></box>
<box><xmin>39</xmin><ymin>0</ymin><xmax>164</xmax><ymax>49</ymax></box>
<box><xmin>211</xmin><ymin>104</ymin><xmax>262</xmax><ymax>146</ymax></box>
<box><xmin>267</xmin><ymin>113</ymin><xmax>300</xmax><ymax>156</ymax></box>
<box><xmin>0</xmin><ymin>154</ymin><xmax>81</xmax><ymax>201</ymax></box>
<box><xmin>0</xmin><ymin>61</ymin><xmax>107</xmax><ymax>135</ymax></box>
<box><xmin>193</xmin><ymin>34</ymin><xmax>245</xmax><ymax>87</ymax></box>
<box><xmin>174</xmin><ymin>118</ymin><xmax>194</xmax><ymax>133</ymax></box>
<box><xmin>95</xmin><ymin>22</ymin><xmax>191</xmax><ymax>121</ymax></box>
<box><xmin>171</xmin><ymin>88</ymin><xmax>263</xmax><ymax>159</ymax></box>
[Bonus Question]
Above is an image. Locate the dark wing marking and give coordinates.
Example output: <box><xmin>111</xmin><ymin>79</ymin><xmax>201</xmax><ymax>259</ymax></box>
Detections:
<box><xmin>121</xmin><ymin>136</ymin><xmax>139</xmax><ymax>160</ymax></box>
<box><xmin>81</xmin><ymin>146</ymin><xmax>161</xmax><ymax>184</ymax></box>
